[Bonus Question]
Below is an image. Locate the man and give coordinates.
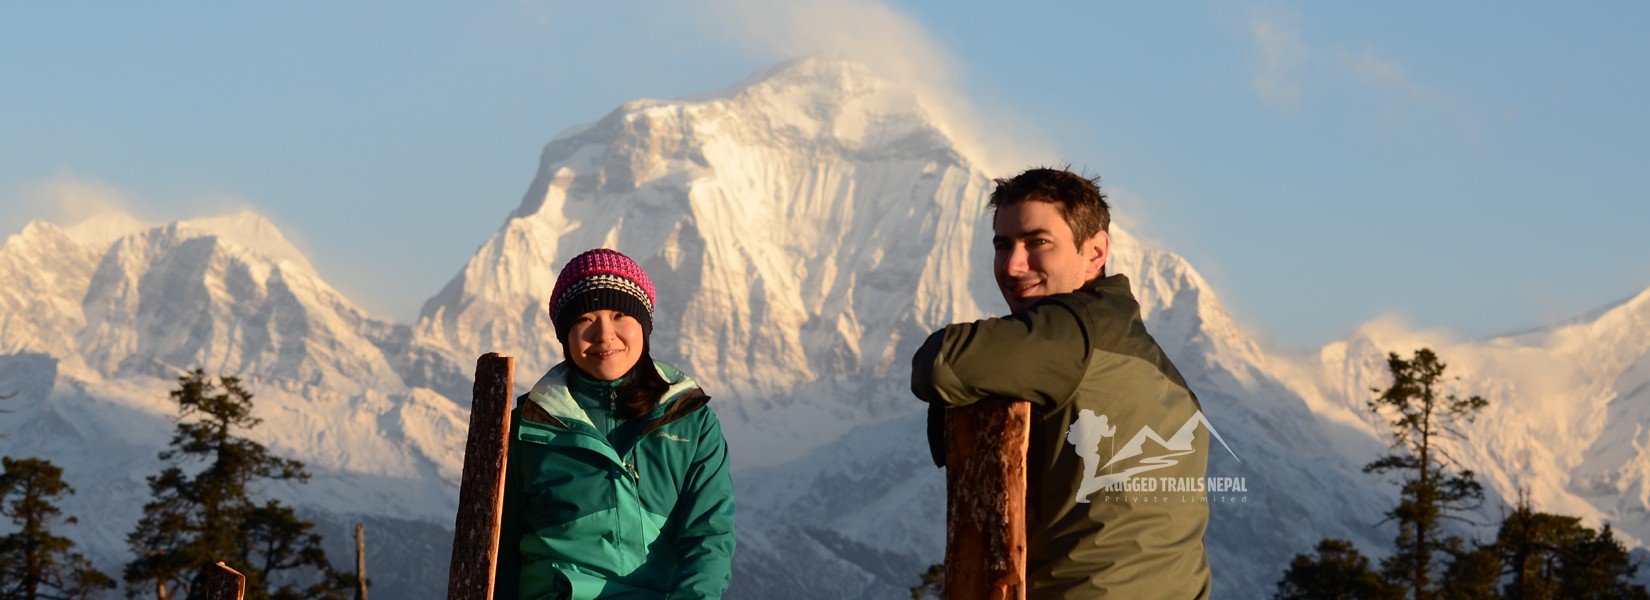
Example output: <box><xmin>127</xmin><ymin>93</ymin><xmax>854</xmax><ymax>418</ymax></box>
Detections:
<box><xmin>911</xmin><ymin>167</ymin><xmax>1212</xmax><ymax>598</ymax></box>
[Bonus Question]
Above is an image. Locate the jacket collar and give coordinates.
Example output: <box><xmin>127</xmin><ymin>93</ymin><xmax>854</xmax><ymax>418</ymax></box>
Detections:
<box><xmin>1085</xmin><ymin>273</ymin><xmax>1132</xmax><ymax>296</ymax></box>
<box><xmin>524</xmin><ymin>360</ymin><xmax>700</xmax><ymax>427</ymax></box>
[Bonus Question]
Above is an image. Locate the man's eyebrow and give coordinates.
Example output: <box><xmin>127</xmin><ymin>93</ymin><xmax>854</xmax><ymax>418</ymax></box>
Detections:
<box><xmin>992</xmin><ymin>228</ymin><xmax>1054</xmax><ymax>243</ymax></box>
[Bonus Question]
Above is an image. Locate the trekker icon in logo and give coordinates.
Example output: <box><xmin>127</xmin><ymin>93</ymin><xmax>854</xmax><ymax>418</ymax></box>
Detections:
<box><xmin>1067</xmin><ymin>409</ymin><xmax>1241</xmax><ymax>503</ymax></box>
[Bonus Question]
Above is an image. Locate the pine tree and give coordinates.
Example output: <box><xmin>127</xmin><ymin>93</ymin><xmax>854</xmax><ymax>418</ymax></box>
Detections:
<box><xmin>1278</xmin><ymin>348</ymin><xmax>1650</xmax><ymax>600</ymax></box>
<box><xmin>1274</xmin><ymin>537</ymin><xmax>1401</xmax><ymax>600</ymax></box>
<box><xmin>1436</xmin><ymin>541</ymin><xmax>1500</xmax><ymax>600</ymax></box>
<box><xmin>123</xmin><ymin>369</ymin><xmax>348</xmax><ymax>600</ymax></box>
<box><xmin>0</xmin><ymin>456</ymin><xmax>116</xmax><ymax>600</ymax></box>
<box><xmin>1556</xmin><ymin>523</ymin><xmax>1648</xmax><ymax>600</ymax></box>
<box><xmin>1364</xmin><ymin>348</ymin><xmax>1489</xmax><ymax>599</ymax></box>
<box><xmin>1493</xmin><ymin>498</ymin><xmax>1649</xmax><ymax>600</ymax></box>
<box><xmin>909</xmin><ymin>563</ymin><xmax>943</xmax><ymax>600</ymax></box>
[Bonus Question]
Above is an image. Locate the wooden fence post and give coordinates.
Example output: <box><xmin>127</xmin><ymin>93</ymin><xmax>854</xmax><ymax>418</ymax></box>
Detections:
<box><xmin>447</xmin><ymin>353</ymin><xmax>514</xmax><ymax>600</ymax></box>
<box><xmin>198</xmin><ymin>562</ymin><xmax>245</xmax><ymax>600</ymax></box>
<box><xmin>355</xmin><ymin>522</ymin><xmax>368</xmax><ymax>600</ymax></box>
<box><xmin>945</xmin><ymin>398</ymin><xmax>1030</xmax><ymax>600</ymax></box>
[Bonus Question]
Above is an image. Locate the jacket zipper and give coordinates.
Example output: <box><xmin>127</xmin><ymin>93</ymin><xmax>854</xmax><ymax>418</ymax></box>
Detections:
<box><xmin>607</xmin><ymin>387</ymin><xmax>641</xmax><ymax>478</ymax></box>
<box><xmin>607</xmin><ymin>386</ymin><xmax>644</xmax><ymax>572</ymax></box>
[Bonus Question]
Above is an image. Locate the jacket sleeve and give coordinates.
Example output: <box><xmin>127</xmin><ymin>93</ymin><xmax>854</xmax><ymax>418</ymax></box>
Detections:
<box><xmin>669</xmin><ymin>409</ymin><xmax>737</xmax><ymax>598</ymax></box>
<box><xmin>910</xmin><ymin>298</ymin><xmax>1091</xmax><ymax>412</ymax></box>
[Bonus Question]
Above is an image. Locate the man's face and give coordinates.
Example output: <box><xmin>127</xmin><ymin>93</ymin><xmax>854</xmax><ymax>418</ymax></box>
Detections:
<box><xmin>992</xmin><ymin>200</ymin><xmax>1109</xmax><ymax>313</ymax></box>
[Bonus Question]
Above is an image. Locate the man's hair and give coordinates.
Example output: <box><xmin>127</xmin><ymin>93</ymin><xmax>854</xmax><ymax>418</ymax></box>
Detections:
<box><xmin>988</xmin><ymin>167</ymin><xmax>1111</xmax><ymax>244</ymax></box>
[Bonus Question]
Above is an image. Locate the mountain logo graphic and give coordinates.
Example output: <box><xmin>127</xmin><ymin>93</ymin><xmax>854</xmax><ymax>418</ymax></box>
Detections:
<box><xmin>1067</xmin><ymin>409</ymin><xmax>1239</xmax><ymax>503</ymax></box>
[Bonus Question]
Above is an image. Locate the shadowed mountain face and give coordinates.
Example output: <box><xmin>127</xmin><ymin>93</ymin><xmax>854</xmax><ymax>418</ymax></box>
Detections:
<box><xmin>3</xmin><ymin>57</ymin><xmax>1648</xmax><ymax>598</ymax></box>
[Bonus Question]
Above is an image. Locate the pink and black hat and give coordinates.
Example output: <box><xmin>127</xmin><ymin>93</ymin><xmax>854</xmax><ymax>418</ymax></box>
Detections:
<box><xmin>548</xmin><ymin>248</ymin><xmax>657</xmax><ymax>341</ymax></box>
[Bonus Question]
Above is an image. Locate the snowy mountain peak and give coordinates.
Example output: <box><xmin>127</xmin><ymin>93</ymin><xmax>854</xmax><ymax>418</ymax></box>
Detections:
<box><xmin>6</xmin><ymin>220</ymin><xmax>86</xmax><ymax>257</ymax></box>
<box><xmin>60</xmin><ymin>214</ymin><xmax>404</xmax><ymax>393</ymax></box>
<box><xmin>13</xmin><ymin>219</ymin><xmax>73</xmax><ymax>245</ymax></box>
<box><xmin>692</xmin><ymin>55</ymin><xmax>913</xmax><ymax>109</ymax></box>
<box><xmin>712</xmin><ymin>55</ymin><xmax>943</xmax><ymax>155</ymax></box>
<box><xmin>174</xmin><ymin>209</ymin><xmax>317</xmax><ymax>273</ymax></box>
<box><xmin>418</xmin><ymin>57</ymin><xmax>996</xmax><ymax>466</ymax></box>
<box><xmin>0</xmin><ymin>221</ymin><xmax>102</xmax><ymax>354</ymax></box>
<box><xmin>62</xmin><ymin>209</ymin><xmax>152</xmax><ymax>248</ymax></box>
<box><xmin>520</xmin><ymin>56</ymin><xmax>955</xmax><ymax>218</ymax></box>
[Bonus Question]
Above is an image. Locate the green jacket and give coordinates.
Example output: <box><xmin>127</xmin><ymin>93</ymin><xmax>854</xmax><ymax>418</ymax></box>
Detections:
<box><xmin>495</xmin><ymin>360</ymin><xmax>736</xmax><ymax>599</ymax></box>
<box><xmin>912</xmin><ymin>275</ymin><xmax>1212</xmax><ymax>599</ymax></box>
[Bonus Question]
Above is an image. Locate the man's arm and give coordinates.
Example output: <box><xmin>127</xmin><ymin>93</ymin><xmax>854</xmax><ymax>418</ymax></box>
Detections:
<box><xmin>912</xmin><ymin>299</ymin><xmax>1091</xmax><ymax>467</ymax></box>
<box><xmin>911</xmin><ymin>298</ymin><xmax>1091</xmax><ymax>411</ymax></box>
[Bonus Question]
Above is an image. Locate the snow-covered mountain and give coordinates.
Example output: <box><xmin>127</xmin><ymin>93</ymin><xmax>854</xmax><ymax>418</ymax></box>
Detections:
<box><xmin>3</xmin><ymin>56</ymin><xmax>1648</xmax><ymax>598</ymax></box>
<box><xmin>0</xmin><ymin>212</ymin><xmax>467</xmax><ymax>596</ymax></box>
<box><xmin>414</xmin><ymin>57</ymin><xmax>1000</xmax><ymax>469</ymax></box>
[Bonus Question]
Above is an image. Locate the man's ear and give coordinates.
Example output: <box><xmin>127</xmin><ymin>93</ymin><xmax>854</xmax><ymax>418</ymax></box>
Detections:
<box><xmin>1084</xmin><ymin>230</ymin><xmax>1110</xmax><ymax>279</ymax></box>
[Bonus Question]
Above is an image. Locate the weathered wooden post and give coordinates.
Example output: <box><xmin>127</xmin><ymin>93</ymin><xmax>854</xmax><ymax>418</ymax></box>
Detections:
<box><xmin>448</xmin><ymin>353</ymin><xmax>515</xmax><ymax>600</ymax></box>
<box><xmin>355</xmin><ymin>522</ymin><xmax>368</xmax><ymax>600</ymax></box>
<box><xmin>945</xmin><ymin>399</ymin><xmax>1030</xmax><ymax>600</ymax></box>
<box><xmin>198</xmin><ymin>562</ymin><xmax>245</xmax><ymax>600</ymax></box>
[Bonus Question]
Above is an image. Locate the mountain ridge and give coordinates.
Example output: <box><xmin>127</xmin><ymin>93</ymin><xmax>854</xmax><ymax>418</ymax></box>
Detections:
<box><xmin>4</xmin><ymin>56</ymin><xmax>1649</xmax><ymax>597</ymax></box>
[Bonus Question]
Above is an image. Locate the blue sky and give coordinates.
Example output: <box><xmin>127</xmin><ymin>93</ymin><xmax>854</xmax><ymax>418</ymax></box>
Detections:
<box><xmin>3</xmin><ymin>2</ymin><xmax>1647</xmax><ymax>350</ymax></box>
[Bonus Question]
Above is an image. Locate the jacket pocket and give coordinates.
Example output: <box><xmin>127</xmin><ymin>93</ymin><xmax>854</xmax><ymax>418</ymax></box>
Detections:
<box><xmin>516</xmin><ymin>436</ymin><xmax>619</xmax><ymax>528</ymax></box>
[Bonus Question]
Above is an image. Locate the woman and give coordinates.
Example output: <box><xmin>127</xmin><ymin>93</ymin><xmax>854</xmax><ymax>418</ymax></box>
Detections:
<box><xmin>495</xmin><ymin>248</ymin><xmax>735</xmax><ymax>599</ymax></box>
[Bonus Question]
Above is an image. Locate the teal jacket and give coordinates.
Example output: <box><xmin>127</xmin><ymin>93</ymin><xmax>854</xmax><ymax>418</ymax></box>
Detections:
<box><xmin>494</xmin><ymin>360</ymin><xmax>736</xmax><ymax>599</ymax></box>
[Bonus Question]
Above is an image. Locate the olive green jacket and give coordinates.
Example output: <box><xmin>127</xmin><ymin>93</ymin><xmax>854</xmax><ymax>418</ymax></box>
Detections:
<box><xmin>912</xmin><ymin>274</ymin><xmax>1212</xmax><ymax>599</ymax></box>
<box><xmin>494</xmin><ymin>360</ymin><xmax>736</xmax><ymax>599</ymax></box>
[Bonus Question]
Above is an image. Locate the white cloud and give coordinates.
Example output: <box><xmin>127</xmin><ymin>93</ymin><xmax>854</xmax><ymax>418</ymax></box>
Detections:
<box><xmin>1247</xmin><ymin>7</ymin><xmax>1310</xmax><ymax>111</ymax></box>
<box><xmin>1338</xmin><ymin>49</ymin><xmax>1440</xmax><ymax>105</ymax></box>
<box><xmin>0</xmin><ymin>174</ymin><xmax>298</xmax><ymax>253</ymax></box>
<box><xmin>1355</xmin><ymin>312</ymin><xmax>1462</xmax><ymax>352</ymax></box>
<box><xmin>1</xmin><ymin>172</ymin><xmax>147</xmax><ymax>240</ymax></box>
<box><xmin>707</xmin><ymin>0</ymin><xmax>1057</xmax><ymax>175</ymax></box>
<box><xmin>19</xmin><ymin>172</ymin><xmax>136</xmax><ymax>226</ymax></box>
<box><xmin>1245</xmin><ymin>6</ymin><xmax>1449</xmax><ymax>115</ymax></box>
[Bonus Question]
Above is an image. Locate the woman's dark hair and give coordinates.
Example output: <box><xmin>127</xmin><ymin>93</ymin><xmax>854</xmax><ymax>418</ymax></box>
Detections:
<box><xmin>612</xmin><ymin>340</ymin><xmax>669</xmax><ymax>420</ymax></box>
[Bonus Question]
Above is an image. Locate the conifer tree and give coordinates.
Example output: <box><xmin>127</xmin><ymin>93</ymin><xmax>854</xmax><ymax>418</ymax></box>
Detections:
<box><xmin>1493</xmin><ymin>498</ymin><xmax>1648</xmax><ymax>600</ymax></box>
<box><xmin>908</xmin><ymin>563</ymin><xmax>943</xmax><ymax>600</ymax></box>
<box><xmin>123</xmin><ymin>369</ymin><xmax>348</xmax><ymax>600</ymax></box>
<box><xmin>1278</xmin><ymin>348</ymin><xmax>1650</xmax><ymax>600</ymax></box>
<box><xmin>1436</xmin><ymin>541</ymin><xmax>1499</xmax><ymax>600</ymax></box>
<box><xmin>1364</xmin><ymin>348</ymin><xmax>1488</xmax><ymax>599</ymax></box>
<box><xmin>0</xmin><ymin>456</ymin><xmax>116</xmax><ymax>600</ymax></box>
<box><xmin>1274</xmin><ymin>537</ymin><xmax>1400</xmax><ymax>600</ymax></box>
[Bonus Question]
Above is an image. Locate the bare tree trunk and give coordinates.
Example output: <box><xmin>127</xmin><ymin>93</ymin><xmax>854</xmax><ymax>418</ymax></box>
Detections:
<box><xmin>198</xmin><ymin>562</ymin><xmax>244</xmax><ymax>600</ymax></box>
<box><xmin>156</xmin><ymin>579</ymin><xmax>169</xmax><ymax>600</ymax></box>
<box><xmin>944</xmin><ymin>398</ymin><xmax>1030</xmax><ymax>600</ymax></box>
<box><xmin>355</xmin><ymin>522</ymin><xmax>368</xmax><ymax>600</ymax></box>
<box><xmin>447</xmin><ymin>353</ymin><xmax>514</xmax><ymax>600</ymax></box>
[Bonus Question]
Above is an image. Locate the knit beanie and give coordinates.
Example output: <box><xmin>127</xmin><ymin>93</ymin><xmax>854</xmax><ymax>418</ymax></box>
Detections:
<box><xmin>548</xmin><ymin>248</ymin><xmax>656</xmax><ymax>341</ymax></box>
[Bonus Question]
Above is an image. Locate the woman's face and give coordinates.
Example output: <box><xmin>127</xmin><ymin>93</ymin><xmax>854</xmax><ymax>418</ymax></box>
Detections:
<box><xmin>565</xmin><ymin>309</ymin><xmax>645</xmax><ymax>381</ymax></box>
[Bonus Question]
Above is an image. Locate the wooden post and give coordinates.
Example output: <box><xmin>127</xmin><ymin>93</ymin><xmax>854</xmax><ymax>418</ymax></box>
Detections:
<box><xmin>355</xmin><ymin>522</ymin><xmax>368</xmax><ymax>600</ymax></box>
<box><xmin>448</xmin><ymin>353</ymin><xmax>515</xmax><ymax>600</ymax></box>
<box><xmin>198</xmin><ymin>562</ymin><xmax>245</xmax><ymax>600</ymax></box>
<box><xmin>945</xmin><ymin>398</ymin><xmax>1031</xmax><ymax>600</ymax></box>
